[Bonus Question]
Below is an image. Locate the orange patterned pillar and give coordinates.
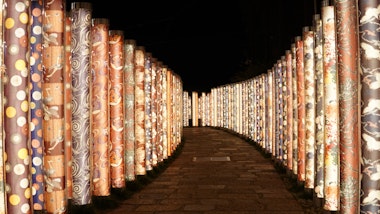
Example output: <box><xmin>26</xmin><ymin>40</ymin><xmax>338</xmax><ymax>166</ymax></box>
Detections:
<box><xmin>91</xmin><ymin>18</ymin><xmax>110</xmax><ymax>196</ymax></box>
<box><xmin>109</xmin><ymin>30</ymin><xmax>125</xmax><ymax>188</ymax></box>
<box><xmin>134</xmin><ymin>46</ymin><xmax>146</xmax><ymax>175</ymax></box>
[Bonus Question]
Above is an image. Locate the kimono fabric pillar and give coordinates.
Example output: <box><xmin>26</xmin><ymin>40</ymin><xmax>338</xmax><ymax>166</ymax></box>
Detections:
<box><xmin>134</xmin><ymin>47</ymin><xmax>146</xmax><ymax>176</ymax></box>
<box><xmin>144</xmin><ymin>53</ymin><xmax>153</xmax><ymax>171</ymax></box>
<box><xmin>335</xmin><ymin>0</ymin><xmax>360</xmax><ymax>212</ymax></box>
<box><xmin>30</xmin><ymin>0</ymin><xmax>44</xmax><ymax>211</ymax></box>
<box><xmin>303</xmin><ymin>27</ymin><xmax>316</xmax><ymax>190</ymax></box>
<box><xmin>291</xmin><ymin>43</ymin><xmax>298</xmax><ymax>177</ymax></box>
<box><xmin>70</xmin><ymin>2</ymin><xmax>92</xmax><ymax>205</ymax></box>
<box><xmin>285</xmin><ymin>50</ymin><xmax>293</xmax><ymax>171</ymax></box>
<box><xmin>91</xmin><ymin>18</ymin><xmax>110</xmax><ymax>196</ymax></box>
<box><xmin>161</xmin><ymin>66</ymin><xmax>168</xmax><ymax>160</ymax></box>
<box><xmin>359</xmin><ymin>0</ymin><xmax>380</xmax><ymax>213</ymax></box>
<box><xmin>0</xmin><ymin>0</ymin><xmax>5</xmax><ymax>212</ymax></box>
<box><xmin>64</xmin><ymin>13</ymin><xmax>73</xmax><ymax>201</ymax></box>
<box><xmin>295</xmin><ymin>36</ymin><xmax>306</xmax><ymax>183</ymax></box>
<box><xmin>313</xmin><ymin>14</ymin><xmax>325</xmax><ymax>199</ymax></box>
<box><xmin>42</xmin><ymin>0</ymin><xmax>67</xmax><ymax>212</ymax></box>
<box><xmin>322</xmin><ymin>2</ymin><xmax>340</xmax><ymax>210</ymax></box>
<box><xmin>155</xmin><ymin>61</ymin><xmax>164</xmax><ymax>163</ymax></box>
<box><xmin>150</xmin><ymin>58</ymin><xmax>158</xmax><ymax>167</ymax></box>
<box><xmin>166</xmin><ymin>70</ymin><xmax>173</xmax><ymax>156</ymax></box>
<box><xmin>4</xmin><ymin>0</ymin><xmax>32</xmax><ymax>213</ymax></box>
<box><xmin>109</xmin><ymin>30</ymin><xmax>125</xmax><ymax>188</ymax></box>
<box><xmin>124</xmin><ymin>40</ymin><xmax>136</xmax><ymax>181</ymax></box>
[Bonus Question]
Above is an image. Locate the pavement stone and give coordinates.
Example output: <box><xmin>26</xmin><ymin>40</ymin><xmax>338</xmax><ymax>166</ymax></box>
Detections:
<box><xmin>95</xmin><ymin>127</ymin><xmax>326</xmax><ymax>214</ymax></box>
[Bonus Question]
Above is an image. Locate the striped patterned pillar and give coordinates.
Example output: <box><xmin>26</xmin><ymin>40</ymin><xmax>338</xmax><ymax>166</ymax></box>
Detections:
<box><xmin>42</xmin><ymin>0</ymin><xmax>66</xmax><ymax>212</ymax></box>
<box><xmin>335</xmin><ymin>0</ymin><xmax>360</xmax><ymax>212</ymax></box>
<box><xmin>313</xmin><ymin>13</ymin><xmax>325</xmax><ymax>199</ymax></box>
<box><xmin>4</xmin><ymin>0</ymin><xmax>32</xmax><ymax>213</ymax></box>
<box><xmin>124</xmin><ymin>39</ymin><xmax>136</xmax><ymax>181</ymax></box>
<box><xmin>0</xmin><ymin>0</ymin><xmax>5</xmax><ymax>212</ymax></box>
<box><xmin>359</xmin><ymin>0</ymin><xmax>380</xmax><ymax>213</ymax></box>
<box><xmin>322</xmin><ymin>2</ymin><xmax>340</xmax><ymax>210</ymax></box>
<box><xmin>291</xmin><ymin>43</ymin><xmax>298</xmax><ymax>176</ymax></box>
<box><xmin>144</xmin><ymin>53</ymin><xmax>153</xmax><ymax>171</ymax></box>
<box><xmin>91</xmin><ymin>18</ymin><xmax>110</xmax><ymax>196</ymax></box>
<box><xmin>303</xmin><ymin>27</ymin><xmax>316</xmax><ymax>189</ymax></box>
<box><xmin>295</xmin><ymin>36</ymin><xmax>306</xmax><ymax>182</ymax></box>
<box><xmin>70</xmin><ymin>2</ymin><xmax>92</xmax><ymax>205</ymax></box>
<box><xmin>30</xmin><ymin>0</ymin><xmax>44</xmax><ymax>211</ymax></box>
<box><xmin>109</xmin><ymin>30</ymin><xmax>125</xmax><ymax>188</ymax></box>
<box><xmin>285</xmin><ymin>50</ymin><xmax>293</xmax><ymax>171</ymax></box>
<box><xmin>134</xmin><ymin>46</ymin><xmax>146</xmax><ymax>175</ymax></box>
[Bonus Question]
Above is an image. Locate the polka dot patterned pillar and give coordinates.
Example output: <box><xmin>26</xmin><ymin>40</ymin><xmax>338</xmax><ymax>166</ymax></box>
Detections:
<box><xmin>4</xmin><ymin>0</ymin><xmax>32</xmax><ymax>213</ymax></box>
<box><xmin>144</xmin><ymin>53</ymin><xmax>153</xmax><ymax>171</ymax></box>
<box><xmin>70</xmin><ymin>2</ymin><xmax>92</xmax><ymax>205</ymax></box>
<box><xmin>30</xmin><ymin>0</ymin><xmax>44</xmax><ymax>211</ymax></box>
<box><xmin>42</xmin><ymin>0</ymin><xmax>67</xmax><ymax>212</ymax></box>
<box><xmin>109</xmin><ymin>30</ymin><xmax>125</xmax><ymax>189</ymax></box>
<box><xmin>0</xmin><ymin>0</ymin><xmax>6</xmax><ymax>212</ymax></box>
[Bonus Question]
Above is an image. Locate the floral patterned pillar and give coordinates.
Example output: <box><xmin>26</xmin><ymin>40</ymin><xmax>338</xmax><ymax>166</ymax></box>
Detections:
<box><xmin>144</xmin><ymin>53</ymin><xmax>153</xmax><ymax>171</ymax></box>
<box><xmin>4</xmin><ymin>0</ymin><xmax>32</xmax><ymax>213</ymax></box>
<box><xmin>155</xmin><ymin>61</ymin><xmax>164</xmax><ymax>163</ymax></box>
<box><xmin>30</xmin><ymin>0</ymin><xmax>44</xmax><ymax>211</ymax></box>
<box><xmin>134</xmin><ymin>46</ymin><xmax>146</xmax><ymax>175</ymax></box>
<box><xmin>64</xmin><ymin>11</ymin><xmax>73</xmax><ymax>201</ymax></box>
<box><xmin>303</xmin><ymin>27</ymin><xmax>316</xmax><ymax>189</ymax></box>
<box><xmin>295</xmin><ymin>36</ymin><xmax>306</xmax><ymax>183</ymax></box>
<box><xmin>359</xmin><ymin>0</ymin><xmax>380</xmax><ymax>213</ymax></box>
<box><xmin>291</xmin><ymin>43</ymin><xmax>298</xmax><ymax>177</ymax></box>
<box><xmin>335</xmin><ymin>0</ymin><xmax>360</xmax><ymax>212</ymax></box>
<box><xmin>124</xmin><ymin>39</ymin><xmax>136</xmax><ymax>181</ymax></box>
<box><xmin>70</xmin><ymin>2</ymin><xmax>92</xmax><ymax>205</ymax></box>
<box><xmin>322</xmin><ymin>2</ymin><xmax>340</xmax><ymax>210</ymax></box>
<box><xmin>42</xmin><ymin>0</ymin><xmax>67</xmax><ymax>212</ymax></box>
<box><xmin>285</xmin><ymin>50</ymin><xmax>293</xmax><ymax>171</ymax></box>
<box><xmin>161</xmin><ymin>66</ymin><xmax>168</xmax><ymax>159</ymax></box>
<box><xmin>151</xmin><ymin>58</ymin><xmax>158</xmax><ymax>167</ymax></box>
<box><xmin>109</xmin><ymin>30</ymin><xmax>125</xmax><ymax>188</ymax></box>
<box><xmin>314</xmin><ymin>13</ymin><xmax>325</xmax><ymax>199</ymax></box>
<box><xmin>91</xmin><ymin>18</ymin><xmax>110</xmax><ymax>196</ymax></box>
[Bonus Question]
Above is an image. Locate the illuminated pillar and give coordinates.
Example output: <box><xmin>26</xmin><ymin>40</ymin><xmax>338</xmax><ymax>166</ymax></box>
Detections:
<box><xmin>322</xmin><ymin>2</ymin><xmax>340</xmax><ymax>210</ymax></box>
<box><xmin>70</xmin><ymin>2</ymin><xmax>92</xmax><ymax>205</ymax></box>
<box><xmin>109</xmin><ymin>30</ymin><xmax>125</xmax><ymax>188</ymax></box>
<box><xmin>30</xmin><ymin>0</ymin><xmax>44</xmax><ymax>211</ymax></box>
<box><xmin>124</xmin><ymin>39</ymin><xmax>136</xmax><ymax>181</ymax></box>
<box><xmin>4</xmin><ymin>0</ymin><xmax>32</xmax><ymax>213</ymax></box>
<box><xmin>359</xmin><ymin>0</ymin><xmax>380</xmax><ymax>213</ymax></box>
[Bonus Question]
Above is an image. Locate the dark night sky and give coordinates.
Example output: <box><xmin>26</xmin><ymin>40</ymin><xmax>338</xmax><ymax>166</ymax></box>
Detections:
<box><xmin>66</xmin><ymin>1</ymin><xmax>317</xmax><ymax>92</ymax></box>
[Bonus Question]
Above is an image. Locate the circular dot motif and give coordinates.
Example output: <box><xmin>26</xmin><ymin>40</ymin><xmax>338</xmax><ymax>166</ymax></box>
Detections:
<box><xmin>15</xmin><ymin>59</ymin><xmax>26</xmax><ymax>71</ymax></box>
<box><xmin>6</xmin><ymin>107</ymin><xmax>16</xmax><ymax>118</ymax></box>
<box><xmin>21</xmin><ymin>101</ymin><xmax>28</xmax><ymax>112</ymax></box>
<box><xmin>20</xmin><ymin>178</ymin><xmax>29</xmax><ymax>188</ymax></box>
<box><xmin>5</xmin><ymin>18</ymin><xmax>14</xmax><ymax>29</ymax></box>
<box><xmin>15</xmin><ymin>2</ymin><xmax>26</xmax><ymax>12</ymax></box>
<box><xmin>9</xmin><ymin>194</ymin><xmax>20</xmax><ymax>205</ymax></box>
<box><xmin>13</xmin><ymin>163</ymin><xmax>25</xmax><ymax>175</ymax></box>
<box><xmin>21</xmin><ymin>203</ymin><xmax>30</xmax><ymax>213</ymax></box>
<box><xmin>32</xmin><ymin>25</ymin><xmax>41</xmax><ymax>35</ymax></box>
<box><xmin>32</xmin><ymin>91</ymin><xmax>41</xmax><ymax>101</ymax></box>
<box><xmin>18</xmin><ymin>148</ymin><xmax>28</xmax><ymax>159</ymax></box>
<box><xmin>15</xmin><ymin>27</ymin><xmax>26</xmax><ymax>38</ymax></box>
<box><xmin>16</xmin><ymin>90</ymin><xmax>26</xmax><ymax>100</ymax></box>
<box><xmin>24</xmin><ymin>188</ymin><xmax>31</xmax><ymax>199</ymax></box>
<box><xmin>8</xmin><ymin>44</ymin><xmax>19</xmax><ymax>55</ymax></box>
<box><xmin>19</xmin><ymin>12</ymin><xmax>28</xmax><ymax>25</ymax></box>
<box><xmin>32</xmin><ymin>157</ymin><xmax>42</xmax><ymax>166</ymax></box>
<box><xmin>10</xmin><ymin>75</ymin><xmax>22</xmax><ymax>87</ymax></box>
<box><xmin>17</xmin><ymin>116</ymin><xmax>27</xmax><ymax>127</ymax></box>
<box><xmin>10</xmin><ymin>133</ymin><xmax>22</xmax><ymax>144</ymax></box>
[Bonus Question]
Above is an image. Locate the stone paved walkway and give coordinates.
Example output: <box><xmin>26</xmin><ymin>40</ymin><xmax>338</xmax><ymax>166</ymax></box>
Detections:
<box><xmin>97</xmin><ymin>127</ymin><xmax>323</xmax><ymax>213</ymax></box>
